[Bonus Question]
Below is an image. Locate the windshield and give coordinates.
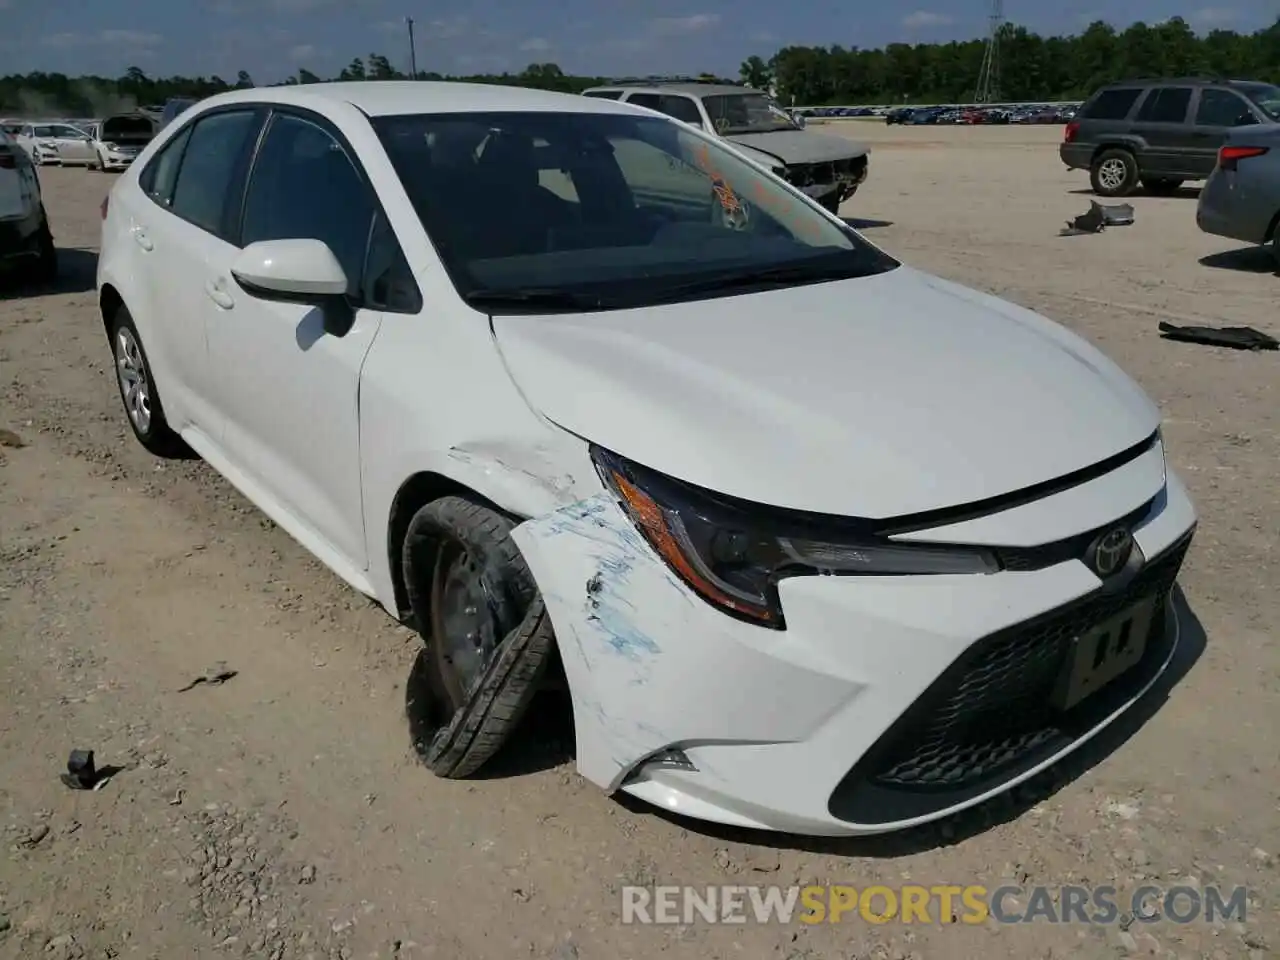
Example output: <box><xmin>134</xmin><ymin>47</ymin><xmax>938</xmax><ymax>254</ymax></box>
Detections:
<box><xmin>33</xmin><ymin>125</ymin><xmax>57</xmax><ymax>138</ymax></box>
<box><xmin>1240</xmin><ymin>83</ymin><xmax>1280</xmax><ymax>121</ymax></box>
<box><xmin>702</xmin><ymin>93</ymin><xmax>799</xmax><ymax>134</ymax></box>
<box><xmin>373</xmin><ymin>110</ymin><xmax>896</xmax><ymax>313</ymax></box>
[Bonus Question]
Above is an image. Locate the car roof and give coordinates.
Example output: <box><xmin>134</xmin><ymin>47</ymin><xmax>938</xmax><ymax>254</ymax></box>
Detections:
<box><xmin>186</xmin><ymin>81</ymin><xmax>644</xmax><ymax>119</ymax></box>
<box><xmin>586</xmin><ymin>83</ymin><xmax>754</xmax><ymax>97</ymax></box>
<box><xmin>1102</xmin><ymin>77</ymin><xmax>1270</xmax><ymax>89</ymax></box>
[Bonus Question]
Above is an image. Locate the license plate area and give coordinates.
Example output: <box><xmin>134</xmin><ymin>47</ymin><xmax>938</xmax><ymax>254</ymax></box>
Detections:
<box><xmin>1052</xmin><ymin>596</ymin><xmax>1158</xmax><ymax>711</ymax></box>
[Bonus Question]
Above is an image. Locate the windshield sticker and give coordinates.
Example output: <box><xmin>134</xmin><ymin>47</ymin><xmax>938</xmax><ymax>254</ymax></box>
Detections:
<box><xmin>689</xmin><ymin>139</ymin><xmax>825</xmax><ymax>242</ymax></box>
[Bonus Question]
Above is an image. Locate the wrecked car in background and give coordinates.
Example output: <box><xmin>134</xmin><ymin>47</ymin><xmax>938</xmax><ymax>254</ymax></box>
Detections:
<box><xmin>99</xmin><ymin>81</ymin><xmax>1196</xmax><ymax>837</ymax></box>
<box><xmin>83</xmin><ymin>113</ymin><xmax>157</xmax><ymax>171</ymax></box>
<box><xmin>582</xmin><ymin>79</ymin><xmax>869</xmax><ymax>214</ymax></box>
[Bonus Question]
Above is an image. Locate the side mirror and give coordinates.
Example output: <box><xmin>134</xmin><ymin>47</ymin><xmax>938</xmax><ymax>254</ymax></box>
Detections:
<box><xmin>230</xmin><ymin>239</ymin><xmax>354</xmax><ymax>336</ymax></box>
<box><xmin>231</xmin><ymin>238</ymin><xmax>348</xmax><ymax>301</ymax></box>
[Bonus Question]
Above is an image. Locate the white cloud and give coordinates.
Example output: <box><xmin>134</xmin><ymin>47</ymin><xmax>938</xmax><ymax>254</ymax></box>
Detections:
<box><xmin>42</xmin><ymin>29</ymin><xmax>163</xmax><ymax>49</ymax></box>
<box><xmin>1191</xmin><ymin>7</ymin><xmax>1237</xmax><ymax>26</ymax></box>
<box><xmin>519</xmin><ymin>37</ymin><xmax>552</xmax><ymax>52</ymax></box>
<box><xmin>902</xmin><ymin>10</ymin><xmax>954</xmax><ymax>29</ymax></box>
<box><xmin>649</xmin><ymin>13</ymin><xmax>722</xmax><ymax>36</ymax></box>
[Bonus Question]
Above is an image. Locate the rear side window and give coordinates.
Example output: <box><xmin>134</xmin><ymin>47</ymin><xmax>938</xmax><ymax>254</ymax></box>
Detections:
<box><xmin>169</xmin><ymin>110</ymin><xmax>261</xmax><ymax>236</ymax></box>
<box><xmin>583</xmin><ymin>91</ymin><xmax>622</xmax><ymax>100</ymax></box>
<box><xmin>626</xmin><ymin>93</ymin><xmax>662</xmax><ymax>110</ymax></box>
<box><xmin>1195</xmin><ymin>89</ymin><xmax>1257</xmax><ymax>127</ymax></box>
<box><xmin>657</xmin><ymin>95</ymin><xmax>703</xmax><ymax>125</ymax></box>
<box><xmin>1081</xmin><ymin>88</ymin><xmax>1142</xmax><ymax>120</ymax></box>
<box><xmin>1135</xmin><ymin>87</ymin><xmax>1192</xmax><ymax>124</ymax></box>
<box><xmin>139</xmin><ymin>124</ymin><xmax>193</xmax><ymax>205</ymax></box>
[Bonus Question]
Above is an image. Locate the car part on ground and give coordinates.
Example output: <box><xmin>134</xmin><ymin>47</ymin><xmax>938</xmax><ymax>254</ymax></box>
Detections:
<box><xmin>96</xmin><ymin>80</ymin><xmax>1198</xmax><ymax>836</ymax></box>
<box><xmin>1063</xmin><ymin>77</ymin><xmax>1280</xmax><ymax>198</ymax></box>
<box><xmin>1157</xmin><ymin>321</ymin><xmax>1278</xmax><ymax>350</ymax></box>
<box><xmin>1062</xmin><ymin>200</ymin><xmax>1135</xmax><ymax>234</ymax></box>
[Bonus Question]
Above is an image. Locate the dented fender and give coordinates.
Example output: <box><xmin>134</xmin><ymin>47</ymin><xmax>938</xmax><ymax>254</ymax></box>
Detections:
<box><xmin>512</xmin><ymin>493</ymin><xmax>855</xmax><ymax>794</ymax></box>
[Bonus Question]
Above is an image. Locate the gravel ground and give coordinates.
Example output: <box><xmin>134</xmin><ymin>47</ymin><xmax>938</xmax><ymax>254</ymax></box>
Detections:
<box><xmin>0</xmin><ymin>123</ymin><xmax>1276</xmax><ymax>960</ymax></box>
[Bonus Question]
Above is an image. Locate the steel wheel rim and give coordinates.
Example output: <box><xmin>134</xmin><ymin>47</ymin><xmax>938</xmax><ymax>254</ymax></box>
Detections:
<box><xmin>431</xmin><ymin>542</ymin><xmax>500</xmax><ymax>709</ymax></box>
<box><xmin>1098</xmin><ymin>158</ymin><xmax>1126</xmax><ymax>190</ymax></box>
<box><xmin>115</xmin><ymin>328</ymin><xmax>152</xmax><ymax>433</ymax></box>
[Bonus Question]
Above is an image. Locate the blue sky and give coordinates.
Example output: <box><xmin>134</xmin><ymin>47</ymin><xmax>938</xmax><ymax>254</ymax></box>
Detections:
<box><xmin>1</xmin><ymin>0</ymin><xmax>1277</xmax><ymax>81</ymax></box>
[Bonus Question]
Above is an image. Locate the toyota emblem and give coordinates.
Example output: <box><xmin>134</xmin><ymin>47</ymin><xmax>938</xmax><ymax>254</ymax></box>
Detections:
<box><xmin>1091</xmin><ymin>527</ymin><xmax>1134</xmax><ymax>577</ymax></box>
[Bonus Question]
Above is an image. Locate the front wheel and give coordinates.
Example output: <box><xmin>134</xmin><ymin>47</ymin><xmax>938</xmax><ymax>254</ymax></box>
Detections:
<box><xmin>403</xmin><ymin>496</ymin><xmax>556</xmax><ymax>778</ymax></box>
<box><xmin>1090</xmin><ymin>148</ymin><xmax>1139</xmax><ymax>197</ymax></box>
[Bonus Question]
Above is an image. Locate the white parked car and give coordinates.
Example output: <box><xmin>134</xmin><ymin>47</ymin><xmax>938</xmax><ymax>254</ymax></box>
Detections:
<box><xmin>97</xmin><ymin>82</ymin><xmax>1197</xmax><ymax>837</ymax></box>
<box><xmin>14</xmin><ymin>120</ymin><xmax>96</xmax><ymax>166</ymax></box>
<box><xmin>0</xmin><ymin>128</ymin><xmax>57</xmax><ymax>281</ymax></box>
<box><xmin>82</xmin><ymin>113</ymin><xmax>157</xmax><ymax>172</ymax></box>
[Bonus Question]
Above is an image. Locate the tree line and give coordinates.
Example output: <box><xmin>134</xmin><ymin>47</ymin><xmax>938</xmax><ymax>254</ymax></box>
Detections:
<box><xmin>2</xmin><ymin>15</ymin><xmax>1278</xmax><ymax>117</ymax></box>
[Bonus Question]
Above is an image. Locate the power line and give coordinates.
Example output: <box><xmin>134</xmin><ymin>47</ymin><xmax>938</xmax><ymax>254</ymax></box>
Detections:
<box><xmin>975</xmin><ymin>0</ymin><xmax>1004</xmax><ymax>102</ymax></box>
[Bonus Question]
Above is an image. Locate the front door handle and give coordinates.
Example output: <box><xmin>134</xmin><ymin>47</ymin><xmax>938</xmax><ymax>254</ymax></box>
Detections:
<box><xmin>133</xmin><ymin>229</ymin><xmax>153</xmax><ymax>251</ymax></box>
<box><xmin>204</xmin><ymin>279</ymin><xmax>234</xmax><ymax>310</ymax></box>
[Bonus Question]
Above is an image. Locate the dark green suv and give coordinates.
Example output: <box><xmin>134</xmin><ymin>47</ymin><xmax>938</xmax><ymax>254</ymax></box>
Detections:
<box><xmin>1060</xmin><ymin>77</ymin><xmax>1280</xmax><ymax>197</ymax></box>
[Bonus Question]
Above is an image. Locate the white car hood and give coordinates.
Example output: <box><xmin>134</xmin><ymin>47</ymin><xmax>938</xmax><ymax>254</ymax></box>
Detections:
<box><xmin>491</xmin><ymin>266</ymin><xmax>1160</xmax><ymax>519</ymax></box>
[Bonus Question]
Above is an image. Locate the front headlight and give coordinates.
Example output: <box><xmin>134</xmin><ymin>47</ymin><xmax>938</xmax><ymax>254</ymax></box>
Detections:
<box><xmin>592</xmin><ymin>446</ymin><xmax>999</xmax><ymax>629</ymax></box>
<box><xmin>101</xmin><ymin>141</ymin><xmax>117</xmax><ymax>150</ymax></box>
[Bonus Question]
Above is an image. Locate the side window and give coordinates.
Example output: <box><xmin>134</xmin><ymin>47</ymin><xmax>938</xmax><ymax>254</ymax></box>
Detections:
<box><xmin>169</xmin><ymin>110</ymin><xmax>260</xmax><ymax>236</ymax></box>
<box><xmin>657</xmin><ymin>95</ymin><xmax>704</xmax><ymax>126</ymax></box>
<box><xmin>240</xmin><ymin>112</ymin><xmax>375</xmax><ymax>298</ymax></box>
<box><xmin>362</xmin><ymin>210</ymin><xmax>420</xmax><ymax>313</ymax></box>
<box><xmin>1135</xmin><ymin>87</ymin><xmax>1192</xmax><ymax>124</ymax></box>
<box><xmin>1195</xmin><ymin>89</ymin><xmax>1257</xmax><ymax>127</ymax></box>
<box><xmin>139</xmin><ymin>124</ymin><xmax>194</xmax><ymax>206</ymax></box>
<box><xmin>1081</xmin><ymin>88</ymin><xmax>1142</xmax><ymax>121</ymax></box>
<box><xmin>626</xmin><ymin>93</ymin><xmax>662</xmax><ymax>111</ymax></box>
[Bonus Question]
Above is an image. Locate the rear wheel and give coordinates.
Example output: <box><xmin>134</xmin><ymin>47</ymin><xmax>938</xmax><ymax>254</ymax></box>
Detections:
<box><xmin>110</xmin><ymin>307</ymin><xmax>185</xmax><ymax>456</ymax></box>
<box><xmin>1090</xmin><ymin>148</ymin><xmax>1139</xmax><ymax>197</ymax></box>
<box><xmin>34</xmin><ymin>213</ymin><xmax>57</xmax><ymax>284</ymax></box>
<box><xmin>1142</xmin><ymin>177</ymin><xmax>1184</xmax><ymax>196</ymax></box>
<box><xmin>403</xmin><ymin>496</ymin><xmax>556</xmax><ymax>778</ymax></box>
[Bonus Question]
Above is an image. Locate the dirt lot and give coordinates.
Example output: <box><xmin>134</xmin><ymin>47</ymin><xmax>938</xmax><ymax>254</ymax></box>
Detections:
<box><xmin>0</xmin><ymin>124</ymin><xmax>1276</xmax><ymax>960</ymax></box>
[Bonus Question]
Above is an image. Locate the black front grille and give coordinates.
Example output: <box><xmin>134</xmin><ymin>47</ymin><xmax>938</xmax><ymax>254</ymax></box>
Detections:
<box><xmin>995</xmin><ymin>499</ymin><xmax>1155</xmax><ymax>572</ymax></box>
<box><xmin>829</xmin><ymin>532</ymin><xmax>1192</xmax><ymax>826</ymax></box>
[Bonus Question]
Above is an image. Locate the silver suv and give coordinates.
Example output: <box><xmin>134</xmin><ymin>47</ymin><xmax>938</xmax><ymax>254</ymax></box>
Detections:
<box><xmin>582</xmin><ymin>80</ymin><xmax>869</xmax><ymax>214</ymax></box>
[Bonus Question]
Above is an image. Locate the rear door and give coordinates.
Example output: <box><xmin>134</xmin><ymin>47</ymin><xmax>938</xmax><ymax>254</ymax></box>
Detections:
<box><xmin>1187</xmin><ymin>87</ymin><xmax>1264</xmax><ymax>178</ymax></box>
<box><xmin>1130</xmin><ymin>86</ymin><xmax>1195</xmax><ymax>176</ymax></box>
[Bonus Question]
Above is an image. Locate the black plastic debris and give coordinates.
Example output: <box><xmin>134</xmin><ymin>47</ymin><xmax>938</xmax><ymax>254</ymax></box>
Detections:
<box><xmin>60</xmin><ymin>749</ymin><xmax>99</xmax><ymax>790</ymax></box>
<box><xmin>176</xmin><ymin>661</ymin><xmax>238</xmax><ymax>692</ymax></box>
<box><xmin>1061</xmin><ymin>201</ymin><xmax>1135</xmax><ymax>235</ymax></box>
<box><xmin>1158</xmin><ymin>321</ymin><xmax>1279</xmax><ymax>351</ymax></box>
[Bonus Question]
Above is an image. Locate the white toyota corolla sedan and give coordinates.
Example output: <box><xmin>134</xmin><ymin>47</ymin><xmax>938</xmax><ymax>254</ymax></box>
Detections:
<box><xmin>97</xmin><ymin>82</ymin><xmax>1197</xmax><ymax>837</ymax></box>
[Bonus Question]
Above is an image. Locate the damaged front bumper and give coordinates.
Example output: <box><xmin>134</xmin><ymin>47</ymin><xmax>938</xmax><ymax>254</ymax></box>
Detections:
<box><xmin>786</xmin><ymin>154</ymin><xmax>868</xmax><ymax>204</ymax></box>
<box><xmin>511</xmin><ymin>468</ymin><xmax>1196</xmax><ymax>836</ymax></box>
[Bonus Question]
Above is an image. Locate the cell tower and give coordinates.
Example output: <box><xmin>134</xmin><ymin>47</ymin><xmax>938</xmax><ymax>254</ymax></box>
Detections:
<box><xmin>974</xmin><ymin>0</ymin><xmax>1004</xmax><ymax>103</ymax></box>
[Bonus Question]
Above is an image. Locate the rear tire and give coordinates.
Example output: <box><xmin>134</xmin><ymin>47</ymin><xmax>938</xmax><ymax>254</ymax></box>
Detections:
<box><xmin>403</xmin><ymin>496</ymin><xmax>555</xmax><ymax>778</ymax></box>
<box><xmin>1090</xmin><ymin>148</ymin><xmax>1139</xmax><ymax>197</ymax></box>
<box><xmin>109</xmin><ymin>306</ymin><xmax>185</xmax><ymax>457</ymax></box>
<box><xmin>1142</xmin><ymin>177</ymin><xmax>1184</xmax><ymax>196</ymax></box>
<box><xmin>34</xmin><ymin>214</ymin><xmax>57</xmax><ymax>284</ymax></box>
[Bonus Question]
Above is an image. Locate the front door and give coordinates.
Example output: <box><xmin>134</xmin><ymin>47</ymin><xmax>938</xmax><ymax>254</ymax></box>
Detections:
<box><xmin>204</xmin><ymin>108</ymin><xmax>383</xmax><ymax>568</ymax></box>
<box><xmin>51</xmin><ymin>124</ymin><xmax>94</xmax><ymax>164</ymax></box>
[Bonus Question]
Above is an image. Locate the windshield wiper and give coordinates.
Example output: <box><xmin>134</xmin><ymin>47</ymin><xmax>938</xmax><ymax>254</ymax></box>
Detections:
<box><xmin>644</xmin><ymin>264</ymin><xmax>862</xmax><ymax>303</ymax></box>
<box><xmin>463</xmin><ymin>288</ymin><xmax>610</xmax><ymax>312</ymax></box>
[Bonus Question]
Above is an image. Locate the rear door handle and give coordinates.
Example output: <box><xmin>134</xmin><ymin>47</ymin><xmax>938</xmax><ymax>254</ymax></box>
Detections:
<box><xmin>133</xmin><ymin>229</ymin><xmax>153</xmax><ymax>251</ymax></box>
<box><xmin>204</xmin><ymin>279</ymin><xmax>234</xmax><ymax>310</ymax></box>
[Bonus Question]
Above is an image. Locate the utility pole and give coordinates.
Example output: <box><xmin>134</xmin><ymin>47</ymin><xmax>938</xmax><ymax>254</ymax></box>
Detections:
<box><xmin>406</xmin><ymin>17</ymin><xmax>418</xmax><ymax>79</ymax></box>
<box><xmin>974</xmin><ymin>0</ymin><xmax>1004</xmax><ymax>103</ymax></box>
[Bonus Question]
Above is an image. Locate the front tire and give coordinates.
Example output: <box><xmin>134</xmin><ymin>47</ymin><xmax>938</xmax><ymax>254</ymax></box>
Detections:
<box><xmin>34</xmin><ymin>214</ymin><xmax>57</xmax><ymax>284</ymax></box>
<box><xmin>819</xmin><ymin>194</ymin><xmax>842</xmax><ymax>215</ymax></box>
<box><xmin>109</xmin><ymin>307</ymin><xmax>184</xmax><ymax>456</ymax></box>
<box><xmin>403</xmin><ymin>496</ymin><xmax>555</xmax><ymax>778</ymax></box>
<box><xmin>1090</xmin><ymin>148</ymin><xmax>1139</xmax><ymax>197</ymax></box>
